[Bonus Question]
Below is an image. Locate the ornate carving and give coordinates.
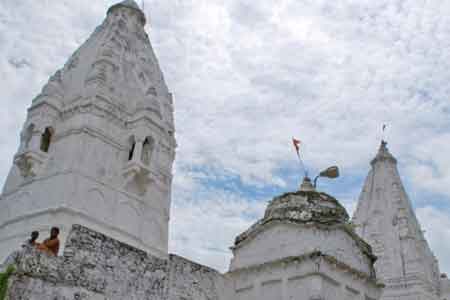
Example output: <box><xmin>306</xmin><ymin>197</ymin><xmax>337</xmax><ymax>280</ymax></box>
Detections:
<box><xmin>122</xmin><ymin>161</ymin><xmax>153</xmax><ymax>196</ymax></box>
<box><xmin>14</xmin><ymin>150</ymin><xmax>47</xmax><ymax>178</ymax></box>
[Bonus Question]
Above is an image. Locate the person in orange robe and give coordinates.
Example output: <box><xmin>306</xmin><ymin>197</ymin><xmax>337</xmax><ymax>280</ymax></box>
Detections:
<box><xmin>37</xmin><ymin>227</ymin><xmax>60</xmax><ymax>256</ymax></box>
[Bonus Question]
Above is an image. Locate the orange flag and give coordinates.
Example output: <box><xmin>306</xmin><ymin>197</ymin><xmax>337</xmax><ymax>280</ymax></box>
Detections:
<box><xmin>292</xmin><ymin>138</ymin><xmax>301</xmax><ymax>156</ymax></box>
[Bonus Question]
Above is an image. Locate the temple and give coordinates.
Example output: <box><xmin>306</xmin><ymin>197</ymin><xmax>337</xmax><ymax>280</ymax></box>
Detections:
<box><xmin>353</xmin><ymin>141</ymin><xmax>450</xmax><ymax>299</ymax></box>
<box><xmin>227</xmin><ymin>176</ymin><xmax>382</xmax><ymax>299</ymax></box>
<box><xmin>0</xmin><ymin>0</ymin><xmax>176</xmax><ymax>259</ymax></box>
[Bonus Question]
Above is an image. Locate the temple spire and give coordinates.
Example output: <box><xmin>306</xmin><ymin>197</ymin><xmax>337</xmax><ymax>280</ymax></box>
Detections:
<box><xmin>0</xmin><ymin>0</ymin><xmax>175</xmax><ymax>261</ymax></box>
<box><xmin>353</xmin><ymin>143</ymin><xmax>441</xmax><ymax>299</ymax></box>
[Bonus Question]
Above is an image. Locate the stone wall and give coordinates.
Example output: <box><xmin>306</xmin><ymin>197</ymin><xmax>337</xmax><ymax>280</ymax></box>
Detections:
<box><xmin>6</xmin><ymin>225</ymin><xmax>230</xmax><ymax>300</ymax></box>
<box><xmin>167</xmin><ymin>255</ymin><xmax>232</xmax><ymax>300</ymax></box>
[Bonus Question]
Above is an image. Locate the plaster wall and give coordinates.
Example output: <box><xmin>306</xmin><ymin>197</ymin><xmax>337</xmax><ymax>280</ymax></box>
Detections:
<box><xmin>0</xmin><ymin>91</ymin><xmax>174</xmax><ymax>260</ymax></box>
<box><xmin>382</xmin><ymin>289</ymin><xmax>440</xmax><ymax>300</ymax></box>
<box><xmin>229</xmin><ymin>254</ymin><xmax>381</xmax><ymax>300</ymax></box>
<box><xmin>0</xmin><ymin>166</ymin><xmax>168</xmax><ymax>260</ymax></box>
<box><xmin>230</xmin><ymin>222</ymin><xmax>373</xmax><ymax>275</ymax></box>
<box><xmin>441</xmin><ymin>278</ymin><xmax>450</xmax><ymax>300</ymax></box>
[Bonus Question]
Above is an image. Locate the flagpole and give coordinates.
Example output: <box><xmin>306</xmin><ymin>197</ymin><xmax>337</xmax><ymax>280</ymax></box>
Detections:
<box><xmin>382</xmin><ymin>124</ymin><xmax>387</xmax><ymax>142</ymax></box>
<box><xmin>292</xmin><ymin>137</ymin><xmax>307</xmax><ymax>177</ymax></box>
<box><xmin>296</xmin><ymin>152</ymin><xmax>307</xmax><ymax>177</ymax></box>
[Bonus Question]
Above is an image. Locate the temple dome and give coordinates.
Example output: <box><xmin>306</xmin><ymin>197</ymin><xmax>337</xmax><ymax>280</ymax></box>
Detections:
<box><xmin>264</xmin><ymin>180</ymin><xmax>349</xmax><ymax>226</ymax></box>
<box><xmin>230</xmin><ymin>176</ymin><xmax>378</xmax><ymax>278</ymax></box>
<box><xmin>234</xmin><ymin>177</ymin><xmax>352</xmax><ymax>247</ymax></box>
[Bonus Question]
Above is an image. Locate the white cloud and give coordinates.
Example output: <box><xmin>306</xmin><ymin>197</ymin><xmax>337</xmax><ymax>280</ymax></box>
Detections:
<box><xmin>169</xmin><ymin>177</ymin><xmax>267</xmax><ymax>271</ymax></box>
<box><xmin>417</xmin><ymin>206</ymin><xmax>450</xmax><ymax>275</ymax></box>
<box><xmin>0</xmin><ymin>0</ymin><xmax>450</xmax><ymax>273</ymax></box>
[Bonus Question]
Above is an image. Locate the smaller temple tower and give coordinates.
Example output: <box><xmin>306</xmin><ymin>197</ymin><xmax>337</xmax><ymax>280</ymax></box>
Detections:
<box><xmin>0</xmin><ymin>0</ymin><xmax>176</xmax><ymax>260</ymax></box>
<box><xmin>227</xmin><ymin>177</ymin><xmax>382</xmax><ymax>300</ymax></box>
<box><xmin>352</xmin><ymin>141</ymin><xmax>441</xmax><ymax>300</ymax></box>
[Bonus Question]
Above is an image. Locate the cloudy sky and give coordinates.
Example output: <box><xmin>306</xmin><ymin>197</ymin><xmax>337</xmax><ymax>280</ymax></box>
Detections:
<box><xmin>1</xmin><ymin>0</ymin><xmax>450</xmax><ymax>273</ymax></box>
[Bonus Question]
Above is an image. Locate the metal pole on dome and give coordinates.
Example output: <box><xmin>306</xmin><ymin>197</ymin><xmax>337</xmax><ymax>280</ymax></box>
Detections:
<box><xmin>382</xmin><ymin>123</ymin><xmax>387</xmax><ymax>143</ymax></box>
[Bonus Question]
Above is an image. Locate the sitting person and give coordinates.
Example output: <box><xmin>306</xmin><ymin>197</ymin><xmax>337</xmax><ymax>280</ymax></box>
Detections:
<box><xmin>2</xmin><ymin>230</ymin><xmax>40</xmax><ymax>269</ymax></box>
<box><xmin>37</xmin><ymin>227</ymin><xmax>60</xmax><ymax>256</ymax></box>
<box><xmin>22</xmin><ymin>231</ymin><xmax>39</xmax><ymax>248</ymax></box>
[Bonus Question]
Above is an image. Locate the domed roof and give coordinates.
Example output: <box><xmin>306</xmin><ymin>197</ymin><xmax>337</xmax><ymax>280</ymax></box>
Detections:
<box><xmin>264</xmin><ymin>178</ymin><xmax>349</xmax><ymax>225</ymax></box>
<box><xmin>107</xmin><ymin>0</ymin><xmax>146</xmax><ymax>25</ymax></box>
<box><xmin>234</xmin><ymin>177</ymin><xmax>349</xmax><ymax>247</ymax></box>
<box><xmin>232</xmin><ymin>177</ymin><xmax>376</xmax><ymax>263</ymax></box>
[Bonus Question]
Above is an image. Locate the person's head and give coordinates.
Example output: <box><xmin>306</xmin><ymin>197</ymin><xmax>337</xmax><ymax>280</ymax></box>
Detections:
<box><xmin>50</xmin><ymin>227</ymin><xmax>60</xmax><ymax>239</ymax></box>
<box><xmin>30</xmin><ymin>231</ymin><xmax>39</xmax><ymax>241</ymax></box>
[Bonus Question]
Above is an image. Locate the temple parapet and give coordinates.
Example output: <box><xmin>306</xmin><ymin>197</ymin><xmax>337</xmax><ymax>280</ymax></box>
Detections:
<box><xmin>6</xmin><ymin>224</ymin><xmax>231</xmax><ymax>300</ymax></box>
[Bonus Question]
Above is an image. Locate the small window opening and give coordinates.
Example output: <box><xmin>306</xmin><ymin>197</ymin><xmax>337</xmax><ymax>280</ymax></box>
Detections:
<box><xmin>128</xmin><ymin>136</ymin><xmax>136</xmax><ymax>161</ymax></box>
<box><xmin>141</xmin><ymin>137</ymin><xmax>154</xmax><ymax>166</ymax></box>
<box><xmin>40</xmin><ymin>127</ymin><xmax>53</xmax><ymax>153</ymax></box>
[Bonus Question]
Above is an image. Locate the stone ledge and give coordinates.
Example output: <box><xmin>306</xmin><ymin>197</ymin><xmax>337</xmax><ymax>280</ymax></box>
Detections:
<box><xmin>5</xmin><ymin>224</ymin><xmax>228</xmax><ymax>300</ymax></box>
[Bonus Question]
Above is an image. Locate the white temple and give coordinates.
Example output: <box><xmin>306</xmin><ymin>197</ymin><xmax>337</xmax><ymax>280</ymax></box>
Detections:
<box><xmin>0</xmin><ymin>1</ymin><xmax>449</xmax><ymax>300</ymax></box>
<box><xmin>353</xmin><ymin>141</ymin><xmax>450</xmax><ymax>300</ymax></box>
<box><xmin>0</xmin><ymin>0</ymin><xmax>176</xmax><ymax>260</ymax></box>
<box><xmin>227</xmin><ymin>177</ymin><xmax>382</xmax><ymax>299</ymax></box>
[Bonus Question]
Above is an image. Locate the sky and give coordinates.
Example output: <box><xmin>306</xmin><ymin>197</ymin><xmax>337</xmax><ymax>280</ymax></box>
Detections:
<box><xmin>1</xmin><ymin>0</ymin><xmax>450</xmax><ymax>273</ymax></box>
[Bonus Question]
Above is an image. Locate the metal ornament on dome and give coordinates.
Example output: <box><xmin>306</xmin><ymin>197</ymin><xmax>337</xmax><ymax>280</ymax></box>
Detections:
<box><xmin>299</xmin><ymin>176</ymin><xmax>315</xmax><ymax>192</ymax></box>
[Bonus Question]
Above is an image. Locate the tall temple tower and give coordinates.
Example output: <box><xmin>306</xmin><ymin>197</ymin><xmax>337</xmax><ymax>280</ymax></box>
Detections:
<box><xmin>352</xmin><ymin>141</ymin><xmax>441</xmax><ymax>300</ymax></box>
<box><xmin>0</xmin><ymin>0</ymin><xmax>176</xmax><ymax>260</ymax></box>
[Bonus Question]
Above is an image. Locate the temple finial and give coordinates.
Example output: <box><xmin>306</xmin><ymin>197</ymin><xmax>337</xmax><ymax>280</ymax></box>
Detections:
<box><xmin>108</xmin><ymin>0</ymin><xmax>146</xmax><ymax>25</ymax></box>
<box><xmin>300</xmin><ymin>176</ymin><xmax>315</xmax><ymax>192</ymax></box>
<box><xmin>371</xmin><ymin>139</ymin><xmax>397</xmax><ymax>165</ymax></box>
<box><xmin>381</xmin><ymin>123</ymin><xmax>387</xmax><ymax>144</ymax></box>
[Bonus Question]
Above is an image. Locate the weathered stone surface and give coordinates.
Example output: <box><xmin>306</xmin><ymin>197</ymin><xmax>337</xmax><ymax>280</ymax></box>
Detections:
<box><xmin>9</xmin><ymin>225</ymin><xmax>168</xmax><ymax>299</ymax></box>
<box><xmin>6</xmin><ymin>225</ymin><xmax>229</xmax><ymax>300</ymax></box>
<box><xmin>167</xmin><ymin>255</ymin><xmax>231</xmax><ymax>300</ymax></box>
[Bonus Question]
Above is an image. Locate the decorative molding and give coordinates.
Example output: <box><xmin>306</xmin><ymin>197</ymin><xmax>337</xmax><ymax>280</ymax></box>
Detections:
<box><xmin>228</xmin><ymin>251</ymin><xmax>381</xmax><ymax>285</ymax></box>
<box><xmin>1</xmin><ymin>169</ymin><xmax>168</xmax><ymax>219</ymax></box>
<box><xmin>13</xmin><ymin>150</ymin><xmax>48</xmax><ymax>178</ymax></box>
